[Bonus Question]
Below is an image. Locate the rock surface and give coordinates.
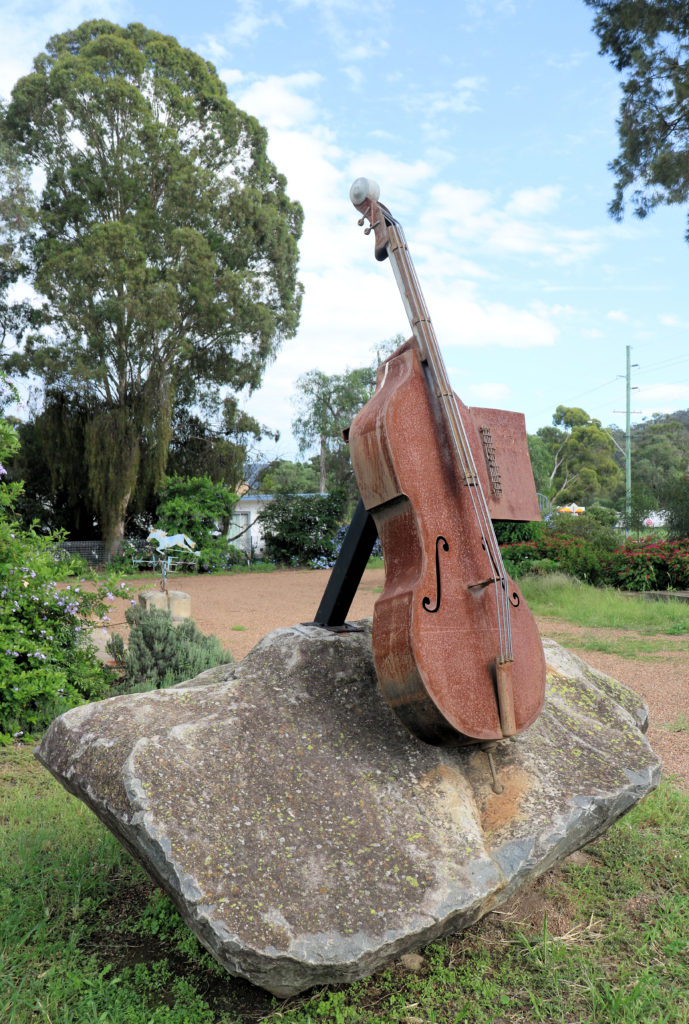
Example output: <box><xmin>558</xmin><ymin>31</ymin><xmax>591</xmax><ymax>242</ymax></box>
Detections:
<box><xmin>36</xmin><ymin>622</ymin><xmax>660</xmax><ymax>996</ymax></box>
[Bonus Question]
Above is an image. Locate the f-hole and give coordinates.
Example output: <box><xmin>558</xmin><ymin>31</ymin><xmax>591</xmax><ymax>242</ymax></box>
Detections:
<box><xmin>422</xmin><ymin>535</ymin><xmax>449</xmax><ymax>614</ymax></box>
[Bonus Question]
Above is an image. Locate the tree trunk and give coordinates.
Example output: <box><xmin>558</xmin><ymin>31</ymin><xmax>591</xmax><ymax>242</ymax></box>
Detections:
<box><xmin>319</xmin><ymin>436</ymin><xmax>327</xmax><ymax>494</ymax></box>
<box><xmin>104</xmin><ymin>488</ymin><xmax>132</xmax><ymax>561</ymax></box>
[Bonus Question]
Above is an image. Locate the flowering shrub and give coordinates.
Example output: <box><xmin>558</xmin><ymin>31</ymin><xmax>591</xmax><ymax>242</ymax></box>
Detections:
<box><xmin>501</xmin><ymin>533</ymin><xmax>607</xmax><ymax>584</ymax></box>
<box><xmin>502</xmin><ymin>529</ymin><xmax>689</xmax><ymax>592</ymax></box>
<box><xmin>601</xmin><ymin>537</ymin><xmax>689</xmax><ymax>592</ymax></box>
<box><xmin>1</xmin><ymin>375</ymin><xmax>121</xmax><ymax>742</ymax></box>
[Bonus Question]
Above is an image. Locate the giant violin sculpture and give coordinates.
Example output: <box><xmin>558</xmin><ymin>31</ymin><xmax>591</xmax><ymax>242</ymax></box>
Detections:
<box><xmin>348</xmin><ymin>178</ymin><xmax>545</xmax><ymax>746</ymax></box>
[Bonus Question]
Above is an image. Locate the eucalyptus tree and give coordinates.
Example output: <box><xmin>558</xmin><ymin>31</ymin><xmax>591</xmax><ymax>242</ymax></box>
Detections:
<box><xmin>536</xmin><ymin>405</ymin><xmax>623</xmax><ymax>506</ymax></box>
<box><xmin>0</xmin><ymin>104</ymin><xmax>35</xmax><ymax>346</ymax></box>
<box><xmin>1</xmin><ymin>21</ymin><xmax>302</xmax><ymax>554</ymax></box>
<box><xmin>585</xmin><ymin>0</ymin><xmax>689</xmax><ymax>236</ymax></box>
<box><xmin>292</xmin><ymin>366</ymin><xmax>377</xmax><ymax>498</ymax></box>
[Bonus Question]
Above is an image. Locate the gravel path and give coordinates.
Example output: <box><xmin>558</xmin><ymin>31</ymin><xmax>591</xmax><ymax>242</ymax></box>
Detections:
<box><xmin>102</xmin><ymin>568</ymin><xmax>688</xmax><ymax>790</ymax></box>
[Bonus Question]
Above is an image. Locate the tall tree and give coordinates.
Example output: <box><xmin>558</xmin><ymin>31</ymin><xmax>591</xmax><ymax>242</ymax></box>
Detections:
<box><xmin>631</xmin><ymin>415</ymin><xmax>689</xmax><ymax>502</ymax></box>
<box><xmin>0</xmin><ymin>103</ymin><xmax>35</xmax><ymax>346</ymax></box>
<box><xmin>536</xmin><ymin>405</ymin><xmax>624</xmax><ymax>506</ymax></box>
<box><xmin>1</xmin><ymin>21</ymin><xmax>302</xmax><ymax>555</ymax></box>
<box><xmin>8</xmin><ymin>390</ymin><xmax>99</xmax><ymax>536</ymax></box>
<box><xmin>292</xmin><ymin>366</ymin><xmax>377</xmax><ymax>497</ymax></box>
<box><xmin>166</xmin><ymin>397</ymin><xmax>277</xmax><ymax>491</ymax></box>
<box><xmin>585</xmin><ymin>0</ymin><xmax>689</xmax><ymax>234</ymax></box>
<box><xmin>255</xmin><ymin>458</ymin><xmax>320</xmax><ymax>495</ymax></box>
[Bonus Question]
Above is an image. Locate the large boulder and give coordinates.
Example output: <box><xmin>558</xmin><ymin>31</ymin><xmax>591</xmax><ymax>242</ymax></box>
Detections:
<box><xmin>36</xmin><ymin>622</ymin><xmax>660</xmax><ymax>996</ymax></box>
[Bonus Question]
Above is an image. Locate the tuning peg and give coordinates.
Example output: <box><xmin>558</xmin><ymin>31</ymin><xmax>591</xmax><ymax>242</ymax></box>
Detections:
<box><xmin>357</xmin><ymin>217</ymin><xmax>365</xmax><ymax>226</ymax></box>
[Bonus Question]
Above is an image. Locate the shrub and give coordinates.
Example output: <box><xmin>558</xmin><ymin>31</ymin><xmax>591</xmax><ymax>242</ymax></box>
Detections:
<box><xmin>501</xmin><ymin>509</ymin><xmax>622</xmax><ymax>585</ymax></box>
<box><xmin>1</xmin><ymin>374</ymin><xmax>125</xmax><ymax>742</ymax></box>
<box><xmin>258</xmin><ymin>491</ymin><xmax>346</xmax><ymax>566</ymax></box>
<box><xmin>154</xmin><ymin>475</ymin><xmax>237</xmax><ymax>549</ymax></box>
<box><xmin>493</xmin><ymin>520</ymin><xmax>544</xmax><ymax>545</ymax></box>
<box><xmin>197</xmin><ymin>539</ymin><xmax>246</xmax><ymax>573</ymax></box>
<box><xmin>662</xmin><ymin>474</ymin><xmax>689</xmax><ymax>540</ymax></box>
<box><xmin>107</xmin><ymin>604</ymin><xmax>233</xmax><ymax>689</ymax></box>
<box><xmin>601</xmin><ymin>537</ymin><xmax>689</xmax><ymax>592</ymax></box>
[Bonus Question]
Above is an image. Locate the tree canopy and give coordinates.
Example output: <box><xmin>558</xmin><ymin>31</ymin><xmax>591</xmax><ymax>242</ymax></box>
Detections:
<box><xmin>0</xmin><ymin>20</ymin><xmax>302</xmax><ymax>553</ymax></box>
<box><xmin>292</xmin><ymin>365</ymin><xmax>377</xmax><ymax>498</ymax></box>
<box><xmin>0</xmin><ymin>105</ymin><xmax>35</xmax><ymax>346</ymax></box>
<box><xmin>585</xmin><ymin>0</ymin><xmax>689</xmax><ymax>236</ymax></box>
<box><xmin>536</xmin><ymin>405</ymin><xmax>624</xmax><ymax>506</ymax></box>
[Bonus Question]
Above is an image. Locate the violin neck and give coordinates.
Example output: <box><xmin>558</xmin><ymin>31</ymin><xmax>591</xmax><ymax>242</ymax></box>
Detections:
<box><xmin>383</xmin><ymin>215</ymin><xmax>442</xmax><ymax>374</ymax></box>
<box><xmin>382</xmin><ymin>210</ymin><xmax>478</xmax><ymax>485</ymax></box>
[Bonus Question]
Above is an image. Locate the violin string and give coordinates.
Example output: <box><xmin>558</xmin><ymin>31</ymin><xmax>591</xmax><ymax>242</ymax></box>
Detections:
<box><xmin>385</xmin><ymin>213</ymin><xmax>513</xmax><ymax>662</ymax></box>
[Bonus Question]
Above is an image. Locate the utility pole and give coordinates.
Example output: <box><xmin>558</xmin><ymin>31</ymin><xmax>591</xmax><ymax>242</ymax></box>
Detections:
<box><xmin>614</xmin><ymin>345</ymin><xmax>639</xmax><ymax>536</ymax></box>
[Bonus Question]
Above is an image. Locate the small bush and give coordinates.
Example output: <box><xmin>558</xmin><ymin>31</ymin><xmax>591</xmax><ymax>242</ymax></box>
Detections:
<box><xmin>108</xmin><ymin>605</ymin><xmax>233</xmax><ymax>690</ymax></box>
<box><xmin>493</xmin><ymin>520</ymin><xmax>544</xmax><ymax>545</ymax></box>
<box><xmin>197</xmin><ymin>538</ymin><xmax>246</xmax><ymax>573</ymax></box>
<box><xmin>258</xmin><ymin>491</ymin><xmax>346</xmax><ymax>566</ymax></box>
<box><xmin>154</xmin><ymin>475</ymin><xmax>237</xmax><ymax>549</ymax></box>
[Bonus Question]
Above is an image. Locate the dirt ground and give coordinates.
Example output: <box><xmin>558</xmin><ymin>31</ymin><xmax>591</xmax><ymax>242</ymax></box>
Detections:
<box><xmin>101</xmin><ymin>567</ymin><xmax>688</xmax><ymax>790</ymax></box>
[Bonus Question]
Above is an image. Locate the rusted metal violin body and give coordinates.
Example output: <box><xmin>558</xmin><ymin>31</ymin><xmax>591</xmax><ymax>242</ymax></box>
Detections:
<box><xmin>348</xmin><ymin>178</ymin><xmax>545</xmax><ymax>745</ymax></box>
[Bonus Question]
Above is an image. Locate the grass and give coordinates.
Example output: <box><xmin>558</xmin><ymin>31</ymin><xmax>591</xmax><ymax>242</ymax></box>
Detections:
<box><xmin>2</xmin><ymin>743</ymin><xmax>687</xmax><ymax>1023</ymax></box>
<box><xmin>520</xmin><ymin>573</ymin><xmax>689</xmax><ymax>636</ymax></box>
<box><xmin>3</xmin><ymin>573</ymin><xmax>687</xmax><ymax>1022</ymax></box>
<box><xmin>662</xmin><ymin>713</ymin><xmax>689</xmax><ymax>734</ymax></box>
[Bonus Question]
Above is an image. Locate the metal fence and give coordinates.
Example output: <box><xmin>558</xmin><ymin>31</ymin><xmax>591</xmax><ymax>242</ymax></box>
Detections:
<box><xmin>57</xmin><ymin>538</ymin><xmax>149</xmax><ymax>566</ymax></box>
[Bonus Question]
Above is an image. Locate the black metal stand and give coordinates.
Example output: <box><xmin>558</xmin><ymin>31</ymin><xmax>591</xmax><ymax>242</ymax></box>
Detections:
<box><xmin>310</xmin><ymin>498</ymin><xmax>378</xmax><ymax>629</ymax></box>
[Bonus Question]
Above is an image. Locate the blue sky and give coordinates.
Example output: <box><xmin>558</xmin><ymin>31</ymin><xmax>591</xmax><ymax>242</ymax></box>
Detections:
<box><xmin>2</xmin><ymin>0</ymin><xmax>689</xmax><ymax>463</ymax></box>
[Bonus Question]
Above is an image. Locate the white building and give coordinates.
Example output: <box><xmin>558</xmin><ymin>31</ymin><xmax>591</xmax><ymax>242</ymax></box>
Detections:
<box><xmin>227</xmin><ymin>494</ymin><xmax>273</xmax><ymax>557</ymax></box>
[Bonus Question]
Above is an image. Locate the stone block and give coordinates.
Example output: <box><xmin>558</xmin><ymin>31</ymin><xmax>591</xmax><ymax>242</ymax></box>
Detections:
<box><xmin>138</xmin><ymin>589</ymin><xmax>168</xmax><ymax>613</ymax></box>
<box><xmin>166</xmin><ymin>590</ymin><xmax>191</xmax><ymax>621</ymax></box>
<box><xmin>35</xmin><ymin>623</ymin><xmax>660</xmax><ymax>997</ymax></box>
<box><xmin>138</xmin><ymin>589</ymin><xmax>191</xmax><ymax>620</ymax></box>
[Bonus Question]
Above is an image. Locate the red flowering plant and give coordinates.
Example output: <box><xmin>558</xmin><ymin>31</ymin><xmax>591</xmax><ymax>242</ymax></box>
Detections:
<box><xmin>600</xmin><ymin>537</ymin><xmax>689</xmax><ymax>592</ymax></box>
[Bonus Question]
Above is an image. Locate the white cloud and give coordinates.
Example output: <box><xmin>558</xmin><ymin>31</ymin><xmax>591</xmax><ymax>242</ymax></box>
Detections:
<box><xmin>637</xmin><ymin>384</ymin><xmax>689</xmax><ymax>405</ymax></box>
<box><xmin>658</xmin><ymin>313</ymin><xmax>688</xmax><ymax>328</ymax></box>
<box><xmin>279</xmin><ymin>0</ymin><xmax>392</xmax><ymax>63</ymax></box>
<box><xmin>421</xmin><ymin>76</ymin><xmax>486</xmax><ymax>116</ymax></box>
<box><xmin>606</xmin><ymin>310</ymin><xmax>628</xmax><ymax>322</ymax></box>
<box><xmin>202</xmin><ymin>0</ymin><xmax>284</xmax><ymax>56</ymax></box>
<box><xmin>546</xmin><ymin>50</ymin><xmax>591</xmax><ymax>71</ymax></box>
<box><xmin>468</xmin><ymin>381</ymin><xmax>512</xmax><ymax>404</ymax></box>
<box><xmin>0</xmin><ymin>0</ymin><xmax>128</xmax><ymax>99</ymax></box>
<box><xmin>220</xmin><ymin>68</ymin><xmax>245</xmax><ymax>88</ymax></box>
<box><xmin>235</xmin><ymin>71</ymin><xmax>323</xmax><ymax>130</ymax></box>
<box><xmin>506</xmin><ymin>185</ymin><xmax>562</xmax><ymax>218</ymax></box>
<box><xmin>423</xmin><ymin>182</ymin><xmax>600</xmax><ymax>265</ymax></box>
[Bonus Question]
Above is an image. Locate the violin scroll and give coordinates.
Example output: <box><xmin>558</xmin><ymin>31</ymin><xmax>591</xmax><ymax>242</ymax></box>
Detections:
<box><xmin>350</xmin><ymin>177</ymin><xmax>390</xmax><ymax>261</ymax></box>
<box><xmin>349</xmin><ymin>177</ymin><xmax>380</xmax><ymax>205</ymax></box>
